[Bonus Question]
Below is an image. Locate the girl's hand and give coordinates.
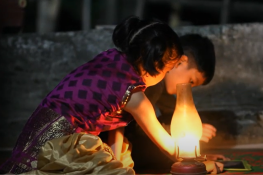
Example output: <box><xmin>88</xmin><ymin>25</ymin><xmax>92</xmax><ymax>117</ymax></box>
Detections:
<box><xmin>201</xmin><ymin>123</ymin><xmax>216</xmax><ymax>143</ymax></box>
<box><xmin>204</xmin><ymin>161</ymin><xmax>224</xmax><ymax>174</ymax></box>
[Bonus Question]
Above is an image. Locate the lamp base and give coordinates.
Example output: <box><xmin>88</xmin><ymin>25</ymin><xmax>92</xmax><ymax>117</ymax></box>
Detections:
<box><xmin>170</xmin><ymin>159</ymin><xmax>207</xmax><ymax>175</ymax></box>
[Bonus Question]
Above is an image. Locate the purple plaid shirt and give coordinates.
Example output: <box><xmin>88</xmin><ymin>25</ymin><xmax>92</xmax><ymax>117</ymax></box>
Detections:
<box><xmin>41</xmin><ymin>48</ymin><xmax>146</xmax><ymax>135</ymax></box>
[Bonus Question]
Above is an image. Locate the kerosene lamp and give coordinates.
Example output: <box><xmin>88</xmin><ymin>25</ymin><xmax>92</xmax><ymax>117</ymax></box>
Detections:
<box><xmin>170</xmin><ymin>83</ymin><xmax>206</xmax><ymax>175</ymax></box>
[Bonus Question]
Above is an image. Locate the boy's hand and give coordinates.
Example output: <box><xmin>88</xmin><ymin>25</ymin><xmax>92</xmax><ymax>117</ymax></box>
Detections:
<box><xmin>203</xmin><ymin>154</ymin><xmax>230</xmax><ymax>161</ymax></box>
<box><xmin>203</xmin><ymin>161</ymin><xmax>224</xmax><ymax>174</ymax></box>
<box><xmin>201</xmin><ymin>123</ymin><xmax>216</xmax><ymax>143</ymax></box>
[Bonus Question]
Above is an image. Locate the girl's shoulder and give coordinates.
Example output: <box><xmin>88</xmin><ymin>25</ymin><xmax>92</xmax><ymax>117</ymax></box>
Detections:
<box><xmin>85</xmin><ymin>48</ymin><xmax>136</xmax><ymax>79</ymax></box>
<box><xmin>58</xmin><ymin>48</ymin><xmax>145</xmax><ymax>94</ymax></box>
<box><xmin>82</xmin><ymin>48</ymin><xmax>125</xmax><ymax>67</ymax></box>
<box><xmin>92</xmin><ymin>48</ymin><xmax>123</xmax><ymax>62</ymax></box>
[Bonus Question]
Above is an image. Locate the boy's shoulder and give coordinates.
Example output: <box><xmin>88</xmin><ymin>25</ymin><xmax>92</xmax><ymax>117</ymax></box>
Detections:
<box><xmin>145</xmin><ymin>80</ymin><xmax>165</xmax><ymax>105</ymax></box>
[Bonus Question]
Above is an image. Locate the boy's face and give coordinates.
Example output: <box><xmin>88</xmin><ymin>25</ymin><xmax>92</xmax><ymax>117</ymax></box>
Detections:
<box><xmin>141</xmin><ymin>59</ymin><xmax>177</xmax><ymax>87</ymax></box>
<box><xmin>164</xmin><ymin>55</ymin><xmax>206</xmax><ymax>94</ymax></box>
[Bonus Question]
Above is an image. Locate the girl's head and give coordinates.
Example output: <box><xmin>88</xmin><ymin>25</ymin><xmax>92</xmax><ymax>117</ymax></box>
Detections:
<box><xmin>112</xmin><ymin>16</ymin><xmax>183</xmax><ymax>86</ymax></box>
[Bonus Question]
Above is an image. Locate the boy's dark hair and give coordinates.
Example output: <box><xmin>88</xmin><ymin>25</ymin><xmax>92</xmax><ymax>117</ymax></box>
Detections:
<box><xmin>112</xmin><ymin>16</ymin><xmax>183</xmax><ymax>76</ymax></box>
<box><xmin>179</xmin><ymin>34</ymin><xmax>216</xmax><ymax>85</ymax></box>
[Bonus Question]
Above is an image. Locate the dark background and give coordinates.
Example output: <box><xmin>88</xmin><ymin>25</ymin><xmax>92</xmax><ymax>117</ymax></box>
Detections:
<box><xmin>1</xmin><ymin>0</ymin><xmax>263</xmax><ymax>173</ymax></box>
<box><xmin>2</xmin><ymin>0</ymin><xmax>263</xmax><ymax>34</ymax></box>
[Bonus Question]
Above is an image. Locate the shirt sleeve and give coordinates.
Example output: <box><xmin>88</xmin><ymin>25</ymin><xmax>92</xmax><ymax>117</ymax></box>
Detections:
<box><xmin>121</xmin><ymin>82</ymin><xmax>146</xmax><ymax>108</ymax></box>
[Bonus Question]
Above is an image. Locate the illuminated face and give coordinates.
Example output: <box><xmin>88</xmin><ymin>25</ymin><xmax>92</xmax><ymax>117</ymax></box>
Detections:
<box><xmin>164</xmin><ymin>55</ymin><xmax>206</xmax><ymax>94</ymax></box>
<box><xmin>142</xmin><ymin>60</ymin><xmax>178</xmax><ymax>87</ymax></box>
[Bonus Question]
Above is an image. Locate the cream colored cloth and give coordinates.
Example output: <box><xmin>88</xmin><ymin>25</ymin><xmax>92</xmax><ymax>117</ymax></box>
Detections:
<box><xmin>21</xmin><ymin>133</ymin><xmax>135</xmax><ymax>175</ymax></box>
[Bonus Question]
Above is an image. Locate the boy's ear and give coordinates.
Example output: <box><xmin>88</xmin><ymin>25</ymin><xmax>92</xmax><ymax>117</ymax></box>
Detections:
<box><xmin>175</xmin><ymin>55</ymin><xmax>188</xmax><ymax>68</ymax></box>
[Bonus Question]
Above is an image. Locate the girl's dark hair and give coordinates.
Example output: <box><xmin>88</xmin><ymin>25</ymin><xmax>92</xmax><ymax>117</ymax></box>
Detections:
<box><xmin>112</xmin><ymin>16</ymin><xmax>183</xmax><ymax>76</ymax></box>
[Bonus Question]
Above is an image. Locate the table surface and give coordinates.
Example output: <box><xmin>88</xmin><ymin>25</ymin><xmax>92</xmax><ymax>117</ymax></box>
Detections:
<box><xmin>136</xmin><ymin>149</ymin><xmax>263</xmax><ymax>175</ymax></box>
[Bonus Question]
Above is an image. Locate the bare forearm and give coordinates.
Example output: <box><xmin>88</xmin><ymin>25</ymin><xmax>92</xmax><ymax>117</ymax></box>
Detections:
<box><xmin>124</xmin><ymin>91</ymin><xmax>177</xmax><ymax>162</ymax></box>
<box><xmin>133</xmin><ymin>110</ymin><xmax>176</xmax><ymax>161</ymax></box>
<box><xmin>108</xmin><ymin>127</ymin><xmax>124</xmax><ymax>160</ymax></box>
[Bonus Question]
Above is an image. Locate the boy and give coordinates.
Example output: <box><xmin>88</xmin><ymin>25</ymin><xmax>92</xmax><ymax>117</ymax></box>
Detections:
<box><xmin>128</xmin><ymin>34</ymin><xmax>226</xmax><ymax>173</ymax></box>
<box><xmin>146</xmin><ymin>33</ymin><xmax>217</xmax><ymax>143</ymax></box>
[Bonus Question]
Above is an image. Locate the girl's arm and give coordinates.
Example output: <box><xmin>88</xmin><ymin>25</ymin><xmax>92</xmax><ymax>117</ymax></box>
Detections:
<box><xmin>108</xmin><ymin>127</ymin><xmax>125</xmax><ymax>160</ymax></box>
<box><xmin>123</xmin><ymin>91</ymin><xmax>224</xmax><ymax>173</ymax></box>
<box><xmin>123</xmin><ymin>91</ymin><xmax>176</xmax><ymax>161</ymax></box>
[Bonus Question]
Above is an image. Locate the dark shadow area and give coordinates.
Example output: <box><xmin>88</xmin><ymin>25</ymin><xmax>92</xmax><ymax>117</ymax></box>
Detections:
<box><xmin>143</xmin><ymin>1</ymin><xmax>173</xmax><ymax>23</ymax></box>
<box><xmin>125</xmin><ymin>119</ymin><xmax>173</xmax><ymax>173</ymax></box>
<box><xmin>0</xmin><ymin>151</ymin><xmax>11</xmax><ymax>167</ymax></box>
<box><xmin>3</xmin><ymin>0</ymin><xmax>263</xmax><ymax>34</ymax></box>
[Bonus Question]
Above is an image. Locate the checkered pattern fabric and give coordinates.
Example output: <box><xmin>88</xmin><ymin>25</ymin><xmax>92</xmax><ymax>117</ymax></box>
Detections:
<box><xmin>41</xmin><ymin>48</ymin><xmax>146</xmax><ymax>135</ymax></box>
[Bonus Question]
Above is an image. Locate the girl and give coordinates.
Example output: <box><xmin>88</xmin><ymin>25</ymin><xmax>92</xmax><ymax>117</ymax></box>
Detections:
<box><xmin>0</xmin><ymin>16</ymin><xmax>222</xmax><ymax>174</ymax></box>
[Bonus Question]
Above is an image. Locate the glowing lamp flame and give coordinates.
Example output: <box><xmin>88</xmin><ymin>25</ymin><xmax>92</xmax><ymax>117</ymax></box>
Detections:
<box><xmin>176</xmin><ymin>134</ymin><xmax>200</xmax><ymax>158</ymax></box>
<box><xmin>170</xmin><ymin>83</ymin><xmax>202</xmax><ymax>159</ymax></box>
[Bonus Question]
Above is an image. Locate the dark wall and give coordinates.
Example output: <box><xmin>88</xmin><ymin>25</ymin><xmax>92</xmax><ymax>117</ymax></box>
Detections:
<box><xmin>0</xmin><ymin>23</ymin><xmax>263</xmax><ymax>150</ymax></box>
